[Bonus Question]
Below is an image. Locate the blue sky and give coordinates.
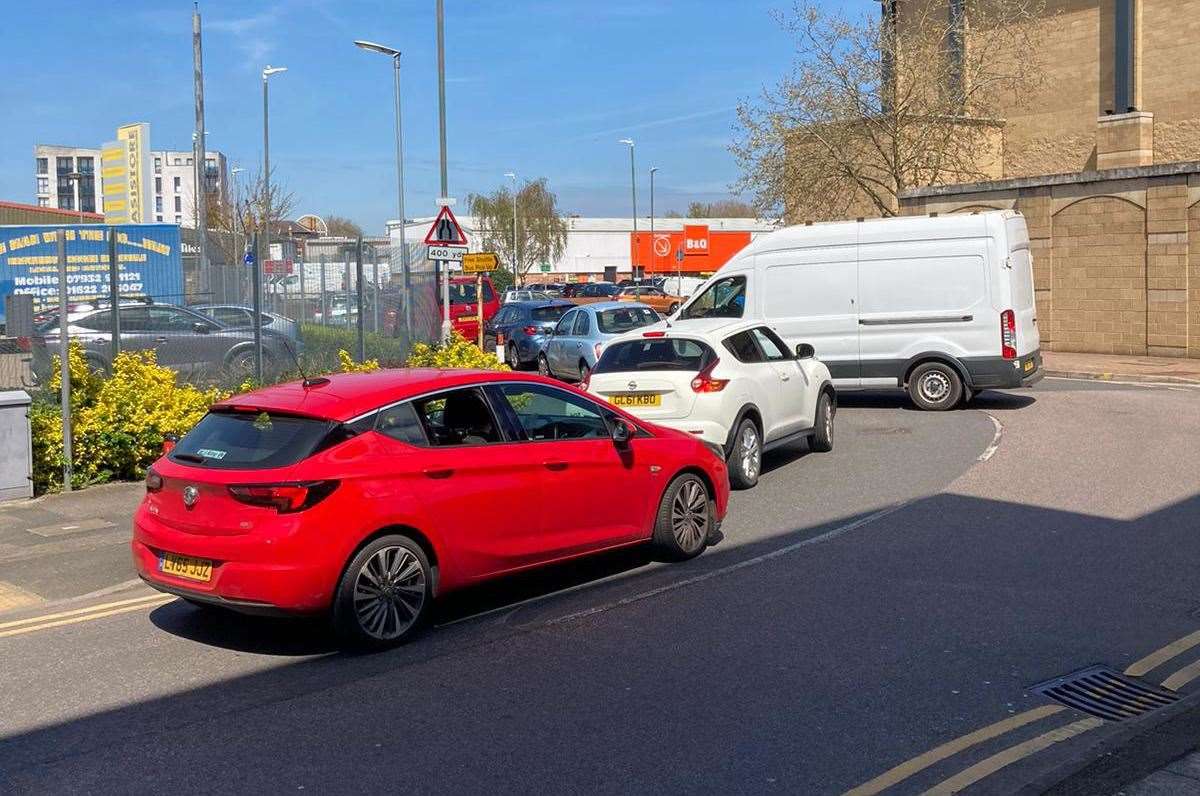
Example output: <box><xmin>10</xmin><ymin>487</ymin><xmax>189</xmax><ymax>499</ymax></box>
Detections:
<box><xmin>0</xmin><ymin>0</ymin><xmax>838</xmax><ymax>231</ymax></box>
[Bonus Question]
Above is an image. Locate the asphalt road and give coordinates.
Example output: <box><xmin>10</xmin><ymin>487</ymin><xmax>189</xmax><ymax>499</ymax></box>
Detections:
<box><xmin>1</xmin><ymin>378</ymin><xmax>1198</xmax><ymax>794</ymax></box>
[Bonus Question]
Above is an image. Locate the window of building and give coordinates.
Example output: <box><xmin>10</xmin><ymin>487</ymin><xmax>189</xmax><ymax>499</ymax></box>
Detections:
<box><xmin>37</xmin><ymin>197</ymin><xmax>49</xmax><ymax>207</ymax></box>
<box><xmin>175</xmin><ymin>214</ymin><xmax>182</xmax><ymax>224</ymax></box>
<box><xmin>173</xmin><ymin>157</ymin><xmax>182</xmax><ymax>165</ymax></box>
<box><xmin>155</xmin><ymin>177</ymin><xmax>162</xmax><ymax>193</ymax></box>
<box><xmin>173</xmin><ymin>176</ymin><xmax>181</xmax><ymax>191</ymax></box>
<box><xmin>156</xmin><ymin>215</ymin><xmax>163</xmax><ymax>222</ymax></box>
<box><xmin>56</xmin><ymin>156</ymin><xmax>73</xmax><ymax>174</ymax></box>
<box><xmin>154</xmin><ymin>157</ymin><xmax>162</xmax><ymax>173</ymax></box>
<box><xmin>1114</xmin><ymin>0</ymin><xmax>1137</xmax><ymax>112</ymax></box>
<box><xmin>36</xmin><ymin>157</ymin><xmax>48</xmax><ymax>175</ymax></box>
<box><xmin>174</xmin><ymin>196</ymin><xmax>182</xmax><ymax>212</ymax></box>
<box><xmin>156</xmin><ymin>197</ymin><xmax>163</xmax><ymax>213</ymax></box>
<box><xmin>36</xmin><ymin>176</ymin><xmax>48</xmax><ymax>193</ymax></box>
<box><xmin>77</xmin><ymin>157</ymin><xmax>94</xmax><ymax>175</ymax></box>
<box><xmin>59</xmin><ymin>194</ymin><xmax>74</xmax><ymax>211</ymax></box>
<box><xmin>186</xmin><ymin>157</ymin><xmax>193</xmax><ymax>165</ymax></box>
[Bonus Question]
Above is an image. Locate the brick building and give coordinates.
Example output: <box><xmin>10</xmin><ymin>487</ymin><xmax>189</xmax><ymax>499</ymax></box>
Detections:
<box><xmin>896</xmin><ymin>0</ymin><xmax>1200</xmax><ymax>358</ymax></box>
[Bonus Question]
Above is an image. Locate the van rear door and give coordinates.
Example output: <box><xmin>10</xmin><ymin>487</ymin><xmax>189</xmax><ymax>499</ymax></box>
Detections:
<box><xmin>1005</xmin><ymin>216</ymin><xmax>1041</xmax><ymax>356</ymax></box>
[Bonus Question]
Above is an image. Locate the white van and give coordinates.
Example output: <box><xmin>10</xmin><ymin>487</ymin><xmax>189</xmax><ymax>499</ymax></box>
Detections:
<box><xmin>675</xmin><ymin>210</ymin><xmax>1042</xmax><ymax>410</ymax></box>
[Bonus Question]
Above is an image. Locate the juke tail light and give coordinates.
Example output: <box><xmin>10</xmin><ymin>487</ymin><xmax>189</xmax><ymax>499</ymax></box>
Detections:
<box><xmin>228</xmin><ymin>481</ymin><xmax>340</xmax><ymax>513</ymax></box>
<box><xmin>1000</xmin><ymin>309</ymin><xmax>1017</xmax><ymax>360</ymax></box>
<box><xmin>691</xmin><ymin>358</ymin><xmax>729</xmax><ymax>393</ymax></box>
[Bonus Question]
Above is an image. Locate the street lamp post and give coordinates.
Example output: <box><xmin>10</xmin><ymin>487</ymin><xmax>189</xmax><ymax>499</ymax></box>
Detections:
<box><xmin>649</xmin><ymin>166</ymin><xmax>658</xmax><ymax>285</ymax></box>
<box><xmin>505</xmin><ymin>172</ymin><xmax>518</xmax><ymax>286</ymax></box>
<box><xmin>619</xmin><ymin>139</ymin><xmax>637</xmax><ymax>278</ymax></box>
<box><xmin>260</xmin><ymin>65</ymin><xmax>287</xmax><ymax>384</ymax></box>
<box><xmin>354</xmin><ymin>39</ymin><xmax>412</xmax><ymax>347</ymax></box>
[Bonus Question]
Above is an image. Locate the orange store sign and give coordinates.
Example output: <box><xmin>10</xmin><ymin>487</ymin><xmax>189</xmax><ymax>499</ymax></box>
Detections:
<box><xmin>631</xmin><ymin>225</ymin><xmax>751</xmax><ymax>273</ymax></box>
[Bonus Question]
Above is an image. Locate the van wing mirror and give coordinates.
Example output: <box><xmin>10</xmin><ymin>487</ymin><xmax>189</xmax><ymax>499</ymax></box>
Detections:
<box><xmin>795</xmin><ymin>343</ymin><xmax>815</xmax><ymax>359</ymax></box>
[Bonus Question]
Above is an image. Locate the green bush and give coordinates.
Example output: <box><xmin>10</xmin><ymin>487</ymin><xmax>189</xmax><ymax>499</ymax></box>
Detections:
<box><xmin>299</xmin><ymin>323</ymin><xmax>406</xmax><ymax>373</ymax></box>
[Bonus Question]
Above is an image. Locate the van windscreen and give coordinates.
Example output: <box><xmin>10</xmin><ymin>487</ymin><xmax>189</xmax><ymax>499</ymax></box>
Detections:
<box><xmin>679</xmin><ymin>275</ymin><xmax>746</xmax><ymax>320</ymax></box>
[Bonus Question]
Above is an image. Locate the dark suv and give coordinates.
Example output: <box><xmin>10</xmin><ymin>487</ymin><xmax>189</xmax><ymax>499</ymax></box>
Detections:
<box><xmin>31</xmin><ymin>302</ymin><xmax>295</xmax><ymax>381</ymax></box>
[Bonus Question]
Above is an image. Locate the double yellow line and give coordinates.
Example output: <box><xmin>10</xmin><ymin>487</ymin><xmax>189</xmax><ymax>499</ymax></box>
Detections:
<box><xmin>0</xmin><ymin>593</ymin><xmax>173</xmax><ymax>640</ymax></box>
<box><xmin>847</xmin><ymin>629</ymin><xmax>1200</xmax><ymax>795</ymax></box>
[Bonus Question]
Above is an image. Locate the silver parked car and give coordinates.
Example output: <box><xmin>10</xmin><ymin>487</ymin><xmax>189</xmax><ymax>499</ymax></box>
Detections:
<box><xmin>538</xmin><ymin>301</ymin><xmax>659</xmax><ymax>382</ymax></box>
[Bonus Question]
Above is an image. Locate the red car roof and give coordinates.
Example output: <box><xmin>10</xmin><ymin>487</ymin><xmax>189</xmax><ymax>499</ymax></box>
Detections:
<box><xmin>213</xmin><ymin>368</ymin><xmax>545</xmax><ymax>422</ymax></box>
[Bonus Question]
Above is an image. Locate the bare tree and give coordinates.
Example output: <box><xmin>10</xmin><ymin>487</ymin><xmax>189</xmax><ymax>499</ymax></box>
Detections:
<box><xmin>732</xmin><ymin>0</ymin><xmax>1048</xmax><ymax>221</ymax></box>
<box><xmin>206</xmin><ymin>165</ymin><xmax>296</xmax><ymax>265</ymax></box>
<box><xmin>324</xmin><ymin>214</ymin><xmax>364</xmax><ymax>238</ymax></box>
<box><xmin>687</xmin><ymin>199</ymin><xmax>758</xmax><ymax>218</ymax></box>
<box><xmin>467</xmin><ymin>178</ymin><xmax>568</xmax><ymax>289</ymax></box>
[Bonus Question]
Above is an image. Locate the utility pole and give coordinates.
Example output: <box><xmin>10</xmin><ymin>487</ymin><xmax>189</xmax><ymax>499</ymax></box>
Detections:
<box><xmin>193</xmin><ymin>3</ymin><xmax>208</xmax><ymax>286</ymax></box>
<box><xmin>57</xmin><ymin>232</ymin><xmax>72</xmax><ymax>492</ymax></box>
<box><xmin>436</xmin><ymin>0</ymin><xmax>451</xmax><ymax>343</ymax></box>
<box><xmin>505</xmin><ymin>172</ymin><xmax>518</xmax><ymax>286</ymax></box>
<box><xmin>620</xmin><ymin>139</ymin><xmax>637</xmax><ymax>278</ymax></box>
<box><xmin>649</xmin><ymin>166</ymin><xmax>658</xmax><ymax>283</ymax></box>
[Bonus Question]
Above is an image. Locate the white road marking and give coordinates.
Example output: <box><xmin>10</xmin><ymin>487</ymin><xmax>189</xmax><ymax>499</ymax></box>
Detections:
<box><xmin>977</xmin><ymin>413</ymin><xmax>1004</xmax><ymax>462</ymax></box>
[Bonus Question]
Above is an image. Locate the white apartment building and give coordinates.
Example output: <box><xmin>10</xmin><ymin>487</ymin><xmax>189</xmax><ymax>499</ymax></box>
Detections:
<box><xmin>33</xmin><ymin>144</ymin><xmax>229</xmax><ymax>227</ymax></box>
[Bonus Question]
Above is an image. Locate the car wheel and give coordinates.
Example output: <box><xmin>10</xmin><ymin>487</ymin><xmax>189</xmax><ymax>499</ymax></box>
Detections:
<box><xmin>652</xmin><ymin>473</ymin><xmax>713</xmax><ymax>561</ymax></box>
<box><xmin>727</xmin><ymin>417</ymin><xmax>761</xmax><ymax>490</ymax></box>
<box><xmin>226</xmin><ymin>349</ymin><xmax>255</xmax><ymax>376</ymax></box>
<box><xmin>667</xmin><ymin>302</ymin><xmax>679</xmax><ymax>315</ymax></box>
<box><xmin>908</xmin><ymin>361</ymin><xmax>963</xmax><ymax>411</ymax></box>
<box><xmin>810</xmin><ymin>392</ymin><xmax>834</xmax><ymax>453</ymax></box>
<box><xmin>333</xmin><ymin>534</ymin><xmax>433</xmax><ymax>650</ymax></box>
<box><xmin>537</xmin><ymin>353</ymin><xmax>551</xmax><ymax>377</ymax></box>
<box><xmin>506</xmin><ymin>343</ymin><xmax>520</xmax><ymax>370</ymax></box>
<box><xmin>578</xmin><ymin>360</ymin><xmax>591</xmax><ymax>383</ymax></box>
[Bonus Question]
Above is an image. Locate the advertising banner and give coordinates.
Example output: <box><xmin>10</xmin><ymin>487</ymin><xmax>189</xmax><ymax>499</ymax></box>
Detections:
<box><xmin>630</xmin><ymin>228</ymin><xmax>752</xmax><ymax>274</ymax></box>
<box><xmin>100</xmin><ymin>142</ymin><xmax>129</xmax><ymax>224</ymax></box>
<box><xmin>0</xmin><ymin>224</ymin><xmax>184</xmax><ymax>324</ymax></box>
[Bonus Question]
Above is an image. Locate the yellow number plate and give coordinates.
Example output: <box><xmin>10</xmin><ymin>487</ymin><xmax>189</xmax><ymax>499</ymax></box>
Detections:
<box><xmin>1024</xmin><ymin>359</ymin><xmax>1035</xmax><ymax>372</ymax></box>
<box><xmin>159</xmin><ymin>553</ymin><xmax>212</xmax><ymax>582</ymax></box>
<box><xmin>610</xmin><ymin>393</ymin><xmax>661</xmax><ymax>408</ymax></box>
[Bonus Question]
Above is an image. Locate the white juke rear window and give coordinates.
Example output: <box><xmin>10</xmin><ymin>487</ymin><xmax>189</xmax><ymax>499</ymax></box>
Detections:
<box><xmin>593</xmin><ymin>338</ymin><xmax>715</xmax><ymax>373</ymax></box>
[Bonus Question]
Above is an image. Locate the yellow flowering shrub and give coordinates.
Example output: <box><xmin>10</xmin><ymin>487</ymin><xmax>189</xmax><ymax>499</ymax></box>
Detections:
<box><xmin>406</xmin><ymin>331</ymin><xmax>509</xmax><ymax>371</ymax></box>
<box><xmin>337</xmin><ymin>349</ymin><xmax>380</xmax><ymax>373</ymax></box>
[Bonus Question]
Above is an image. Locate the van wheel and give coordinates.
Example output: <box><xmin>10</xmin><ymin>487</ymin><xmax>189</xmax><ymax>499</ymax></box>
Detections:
<box><xmin>727</xmin><ymin>417</ymin><xmax>761</xmax><ymax>489</ymax></box>
<box><xmin>810</xmin><ymin>393</ymin><xmax>834</xmax><ymax>452</ymax></box>
<box><xmin>908</xmin><ymin>362</ymin><xmax>963</xmax><ymax>411</ymax></box>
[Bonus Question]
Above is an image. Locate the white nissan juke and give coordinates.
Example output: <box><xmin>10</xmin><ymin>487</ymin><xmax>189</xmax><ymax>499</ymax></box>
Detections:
<box><xmin>585</xmin><ymin>319</ymin><xmax>836</xmax><ymax>489</ymax></box>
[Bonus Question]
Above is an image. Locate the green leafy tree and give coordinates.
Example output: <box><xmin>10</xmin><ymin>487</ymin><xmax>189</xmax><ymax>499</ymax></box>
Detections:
<box><xmin>467</xmin><ymin>178</ymin><xmax>568</xmax><ymax>287</ymax></box>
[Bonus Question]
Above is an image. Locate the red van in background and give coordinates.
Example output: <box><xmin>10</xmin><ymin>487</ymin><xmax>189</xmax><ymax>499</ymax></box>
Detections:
<box><xmin>440</xmin><ymin>275</ymin><xmax>499</xmax><ymax>342</ymax></box>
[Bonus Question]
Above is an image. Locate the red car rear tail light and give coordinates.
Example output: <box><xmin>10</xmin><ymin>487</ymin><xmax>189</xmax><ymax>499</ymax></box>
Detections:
<box><xmin>228</xmin><ymin>481</ymin><xmax>340</xmax><ymax>513</ymax></box>
<box><xmin>145</xmin><ymin>468</ymin><xmax>163</xmax><ymax>493</ymax></box>
<box><xmin>1000</xmin><ymin>309</ymin><xmax>1017</xmax><ymax>360</ymax></box>
<box><xmin>691</xmin><ymin>358</ymin><xmax>729</xmax><ymax>393</ymax></box>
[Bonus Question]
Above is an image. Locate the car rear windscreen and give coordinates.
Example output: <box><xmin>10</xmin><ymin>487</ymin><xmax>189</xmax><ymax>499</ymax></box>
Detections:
<box><xmin>531</xmin><ymin>305</ymin><xmax>569</xmax><ymax>322</ymax></box>
<box><xmin>170</xmin><ymin>410</ymin><xmax>336</xmax><ymax>469</ymax></box>
<box><xmin>594</xmin><ymin>338</ymin><xmax>713</xmax><ymax>373</ymax></box>
<box><xmin>596</xmin><ymin>306</ymin><xmax>659</xmax><ymax>334</ymax></box>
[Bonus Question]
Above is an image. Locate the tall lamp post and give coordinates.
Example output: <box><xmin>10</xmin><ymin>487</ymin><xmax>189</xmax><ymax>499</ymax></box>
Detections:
<box><xmin>649</xmin><ymin>166</ymin><xmax>658</xmax><ymax>284</ymax></box>
<box><xmin>504</xmin><ymin>171</ymin><xmax>518</xmax><ymax>286</ymax></box>
<box><xmin>619</xmin><ymin>139</ymin><xmax>637</xmax><ymax>278</ymax></box>
<box><xmin>260</xmin><ymin>64</ymin><xmax>287</xmax><ymax>384</ymax></box>
<box><xmin>354</xmin><ymin>39</ymin><xmax>412</xmax><ymax>346</ymax></box>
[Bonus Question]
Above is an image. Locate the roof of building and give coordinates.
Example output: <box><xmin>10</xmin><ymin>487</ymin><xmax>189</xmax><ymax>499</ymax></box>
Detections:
<box><xmin>0</xmin><ymin>200</ymin><xmax>104</xmax><ymax>223</ymax></box>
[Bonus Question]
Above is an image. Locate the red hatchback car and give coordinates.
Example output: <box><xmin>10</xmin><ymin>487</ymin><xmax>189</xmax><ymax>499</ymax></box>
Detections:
<box><xmin>133</xmin><ymin>369</ymin><xmax>729</xmax><ymax>647</ymax></box>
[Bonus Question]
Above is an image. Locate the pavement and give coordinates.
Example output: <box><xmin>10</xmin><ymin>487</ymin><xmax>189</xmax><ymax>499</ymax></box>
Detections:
<box><xmin>1121</xmin><ymin>752</ymin><xmax>1200</xmax><ymax>794</ymax></box>
<box><xmin>0</xmin><ymin>376</ymin><xmax>1198</xmax><ymax>794</ymax></box>
<box><xmin>1042</xmin><ymin>350</ymin><xmax>1200</xmax><ymax>384</ymax></box>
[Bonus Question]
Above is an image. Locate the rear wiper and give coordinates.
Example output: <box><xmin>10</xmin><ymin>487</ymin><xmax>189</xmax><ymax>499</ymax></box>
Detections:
<box><xmin>172</xmin><ymin>453</ymin><xmax>207</xmax><ymax>464</ymax></box>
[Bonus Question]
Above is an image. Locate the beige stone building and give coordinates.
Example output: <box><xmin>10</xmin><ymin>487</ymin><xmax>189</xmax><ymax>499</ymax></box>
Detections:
<box><xmin>897</xmin><ymin>0</ymin><xmax>1200</xmax><ymax>359</ymax></box>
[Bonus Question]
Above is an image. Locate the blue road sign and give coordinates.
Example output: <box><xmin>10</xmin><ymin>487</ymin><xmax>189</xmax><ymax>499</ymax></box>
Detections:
<box><xmin>244</xmin><ymin>250</ymin><xmax>255</xmax><ymax>265</ymax></box>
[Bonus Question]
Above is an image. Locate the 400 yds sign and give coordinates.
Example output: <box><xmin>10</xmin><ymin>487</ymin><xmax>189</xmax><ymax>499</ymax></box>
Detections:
<box><xmin>0</xmin><ymin>224</ymin><xmax>184</xmax><ymax>324</ymax></box>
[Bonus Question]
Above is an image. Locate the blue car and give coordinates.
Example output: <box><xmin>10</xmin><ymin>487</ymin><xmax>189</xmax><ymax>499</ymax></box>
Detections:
<box><xmin>484</xmin><ymin>299</ymin><xmax>574</xmax><ymax>369</ymax></box>
<box><xmin>538</xmin><ymin>301</ymin><xmax>660</xmax><ymax>382</ymax></box>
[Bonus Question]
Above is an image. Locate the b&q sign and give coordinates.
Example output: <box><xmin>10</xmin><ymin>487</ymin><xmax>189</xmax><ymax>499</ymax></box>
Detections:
<box><xmin>683</xmin><ymin>224</ymin><xmax>709</xmax><ymax>256</ymax></box>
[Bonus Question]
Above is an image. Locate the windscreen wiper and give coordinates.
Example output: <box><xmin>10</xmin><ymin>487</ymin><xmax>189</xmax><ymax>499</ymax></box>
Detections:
<box><xmin>172</xmin><ymin>453</ymin><xmax>206</xmax><ymax>464</ymax></box>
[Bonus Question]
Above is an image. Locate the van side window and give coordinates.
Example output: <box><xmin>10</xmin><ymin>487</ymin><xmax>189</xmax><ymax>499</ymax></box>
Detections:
<box><xmin>681</xmin><ymin>275</ymin><xmax>746</xmax><ymax>320</ymax></box>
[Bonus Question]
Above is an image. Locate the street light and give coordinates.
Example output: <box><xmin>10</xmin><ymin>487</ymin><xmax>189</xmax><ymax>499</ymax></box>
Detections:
<box><xmin>505</xmin><ymin>172</ymin><xmax>518</xmax><ymax>286</ymax></box>
<box><xmin>649</xmin><ymin>166</ymin><xmax>658</xmax><ymax>285</ymax></box>
<box><xmin>619</xmin><ymin>139</ymin><xmax>637</xmax><ymax>278</ymax></box>
<box><xmin>65</xmin><ymin>171</ymin><xmax>85</xmax><ymax>224</ymax></box>
<box><xmin>259</xmin><ymin>64</ymin><xmax>287</xmax><ymax>384</ymax></box>
<box><xmin>353</xmin><ymin>39</ymin><xmax>412</xmax><ymax>345</ymax></box>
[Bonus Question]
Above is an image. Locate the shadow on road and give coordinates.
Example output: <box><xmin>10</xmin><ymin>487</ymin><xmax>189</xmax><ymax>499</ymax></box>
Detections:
<box><xmin>837</xmin><ymin>388</ymin><xmax>1037</xmax><ymax>411</ymax></box>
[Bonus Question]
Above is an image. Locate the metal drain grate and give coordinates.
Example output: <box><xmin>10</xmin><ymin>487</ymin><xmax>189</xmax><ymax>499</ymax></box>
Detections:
<box><xmin>1032</xmin><ymin>665</ymin><xmax>1181</xmax><ymax>721</ymax></box>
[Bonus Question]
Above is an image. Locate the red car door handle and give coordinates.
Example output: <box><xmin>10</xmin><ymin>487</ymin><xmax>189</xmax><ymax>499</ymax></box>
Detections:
<box><xmin>423</xmin><ymin>468</ymin><xmax>455</xmax><ymax>479</ymax></box>
<box><xmin>543</xmin><ymin>461</ymin><xmax>568</xmax><ymax>471</ymax></box>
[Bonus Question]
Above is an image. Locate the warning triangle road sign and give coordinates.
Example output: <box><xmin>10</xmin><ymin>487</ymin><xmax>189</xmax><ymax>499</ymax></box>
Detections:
<box><xmin>423</xmin><ymin>205</ymin><xmax>469</xmax><ymax>246</ymax></box>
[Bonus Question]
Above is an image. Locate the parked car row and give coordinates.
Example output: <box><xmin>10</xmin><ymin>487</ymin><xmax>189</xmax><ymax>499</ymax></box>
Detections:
<box><xmin>133</xmin><ymin>210</ymin><xmax>1043</xmax><ymax>654</ymax></box>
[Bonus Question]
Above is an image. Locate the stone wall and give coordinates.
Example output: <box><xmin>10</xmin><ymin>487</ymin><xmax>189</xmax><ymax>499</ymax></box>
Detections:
<box><xmin>901</xmin><ymin>163</ymin><xmax>1200</xmax><ymax>358</ymax></box>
